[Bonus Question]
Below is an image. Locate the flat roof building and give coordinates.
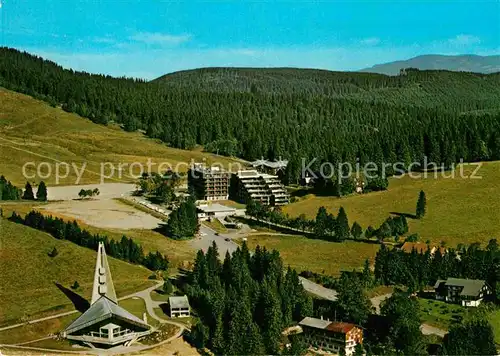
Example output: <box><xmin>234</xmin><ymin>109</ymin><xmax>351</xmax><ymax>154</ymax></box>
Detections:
<box><xmin>250</xmin><ymin>159</ymin><xmax>288</xmax><ymax>175</ymax></box>
<box><xmin>197</xmin><ymin>203</ymin><xmax>237</xmax><ymax>220</ymax></box>
<box><xmin>230</xmin><ymin>170</ymin><xmax>289</xmax><ymax>206</ymax></box>
<box><xmin>62</xmin><ymin>242</ymin><xmax>151</xmax><ymax>347</ymax></box>
<box><xmin>188</xmin><ymin>163</ymin><xmax>230</xmax><ymax>201</ymax></box>
<box><xmin>169</xmin><ymin>296</ymin><xmax>190</xmax><ymax>318</ymax></box>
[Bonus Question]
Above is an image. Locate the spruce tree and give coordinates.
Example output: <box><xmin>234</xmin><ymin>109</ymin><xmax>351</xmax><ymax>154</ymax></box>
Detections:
<box><xmin>335</xmin><ymin>207</ymin><xmax>350</xmax><ymax>241</ymax></box>
<box><xmin>162</xmin><ymin>279</ymin><xmax>173</xmax><ymax>294</ymax></box>
<box><xmin>36</xmin><ymin>181</ymin><xmax>48</xmax><ymax>201</ymax></box>
<box><xmin>416</xmin><ymin>190</ymin><xmax>427</xmax><ymax>219</ymax></box>
<box><xmin>22</xmin><ymin>182</ymin><xmax>35</xmax><ymax>200</ymax></box>
<box><xmin>351</xmin><ymin>221</ymin><xmax>363</xmax><ymax>239</ymax></box>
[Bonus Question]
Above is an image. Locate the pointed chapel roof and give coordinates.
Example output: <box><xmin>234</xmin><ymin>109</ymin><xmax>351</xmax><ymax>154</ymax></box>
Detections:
<box><xmin>65</xmin><ymin>296</ymin><xmax>149</xmax><ymax>334</ymax></box>
<box><xmin>64</xmin><ymin>242</ymin><xmax>150</xmax><ymax>335</ymax></box>
<box><xmin>91</xmin><ymin>242</ymin><xmax>117</xmax><ymax>305</ymax></box>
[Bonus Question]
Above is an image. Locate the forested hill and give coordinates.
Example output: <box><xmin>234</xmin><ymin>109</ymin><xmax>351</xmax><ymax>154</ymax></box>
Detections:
<box><xmin>155</xmin><ymin>67</ymin><xmax>500</xmax><ymax>109</ymax></box>
<box><xmin>1</xmin><ymin>47</ymin><xmax>500</xmax><ymax>180</ymax></box>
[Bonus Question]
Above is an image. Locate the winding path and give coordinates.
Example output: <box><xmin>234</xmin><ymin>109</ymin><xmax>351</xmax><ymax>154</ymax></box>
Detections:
<box><xmin>0</xmin><ymin>281</ymin><xmax>189</xmax><ymax>355</ymax></box>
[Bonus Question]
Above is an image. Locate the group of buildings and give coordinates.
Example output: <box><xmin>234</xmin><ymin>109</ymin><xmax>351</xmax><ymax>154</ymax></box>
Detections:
<box><xmin>297</xmin><ymin>276</ymin><xmax>494</xmax><ymax>355</ymax></box>
<box><xmin>188</xmin><ymin>160</ymin><xmax>290</xmax><ymax>207</ymax></box>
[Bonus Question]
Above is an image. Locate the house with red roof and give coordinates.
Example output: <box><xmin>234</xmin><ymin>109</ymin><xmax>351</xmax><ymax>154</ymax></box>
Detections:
<box><xmin>298</xmin><ymin>317</ymin><xmax>363</xmax><ymax>355</ymax></box>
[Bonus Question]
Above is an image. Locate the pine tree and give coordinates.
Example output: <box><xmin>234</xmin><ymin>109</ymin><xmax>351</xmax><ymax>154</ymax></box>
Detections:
<box><xmin>416</xmin><ymin>190</ymin><xmax>427</xmax><ymax>219</ymax></box>
<box><xmin>381</xmin><ymin>291</ymin><xmax>424</xmax><ymax>354</ymax></box>
<box><xmin>337</xmin><ymin>273</ymin><xmax>372</xmax><ymax>325</ymax></box>
<box><xmin>22</xmin><ymin>182</ymin><xmax>35</xmax><ymax>200</ymax></box>
<box><xmin>443</xmin><ymin>318</ymin><xmax>497</xmax><ymax>355</ymax></box>
<box><xmin>362</xmin><ymin>259</ymin><xmax>372</xmax><ymax>287</ymax></box>
<box><xmin>314</xmin><ymin>206</ymin><xmax>329</xmax><ymax>238</ymax></box>
<box><xmin>351</xmin><ymin>221</ymin><xmax>363</xmax><ymax>239</ymax></box>
<box><xmin>36</xmin><ymin>181</ymin><xmax>48</xmax><ymax>201</ymax></box>
<box><xmin>162</xmin><ymin>279</ymin><xmax>173</xmax><ymax>294</ymax></box>
<box><xmin>335</xmin><ymin>207</ymin><xmax>351</xmax><ymax>241</ymax></box>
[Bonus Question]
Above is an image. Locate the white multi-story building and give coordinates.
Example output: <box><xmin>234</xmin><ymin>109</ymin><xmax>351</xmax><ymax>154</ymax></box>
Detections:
<box><xmin>231</xmin><ymin>169</ymin><xmax>289</xmax><ymax>206</ymax></box>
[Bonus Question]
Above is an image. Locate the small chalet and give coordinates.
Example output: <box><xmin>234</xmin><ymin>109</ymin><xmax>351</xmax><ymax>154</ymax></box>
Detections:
<box><xmin>299</xmin><ymin>317</ymin><xmax>363</xmax><ymax>355</ymax></box>
<box><xmin>434</xmin><ymin>278</ymin><xmax>492</xmax><ymax>307</ymax></box>
<box><xmin>169</xmin><ymin>295</ymin><xmax>190</xmax><ymax>318</ymax></box>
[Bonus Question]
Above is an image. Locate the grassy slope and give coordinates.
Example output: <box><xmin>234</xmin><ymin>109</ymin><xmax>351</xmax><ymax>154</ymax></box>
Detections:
<box><xmin>489</xmin><ymin>309</ymin><xmax>500</xmax><ymax>346</ymax></box>
<box><xmin>418</xmin><ymin>298</ymin><xmax>466</xmax><ymax>329</ymax></box>
<box><xmin>0</xmin><ymin>218</ymin><xmax>153</xmax><ymax>325</ymax></box>
<box><xmin>245</xmin><ymin>234</ymin><xmax>380</xmax><ymax>276</ymax></box>
<box><xmin>284</xmin><ymin>162</ymin><xmax>500</xmax><ymax>247</ymax></box>
<box><xmin>0</xmin><ymin>314</ymin><xmax>77</xmax><ymax>345</ymax></box>
<box><xmin>0</xmin><ymin>201</ymin><xmax>196</xmax><ymax>270</ymax></box>
<box><xmin>0</xmin><ymin>87</ymin><xmax>243</xmax><ymax>186</ymax></box>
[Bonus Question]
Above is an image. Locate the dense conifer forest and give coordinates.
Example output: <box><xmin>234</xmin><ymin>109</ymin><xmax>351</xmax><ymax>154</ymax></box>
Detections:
<box><xmin>374</xmin><ymin>240</ymin><xmax>500</xmax><ymax>293</ymax></box>
<box><xmin>1</xmin><ymin>47</ymin><xmax>500</xmax><ymax>179</ymax></box>
<box><xmin>184</xmin><ymin>241</ymin><xmax>312</xmax><ymax>354</ymax></box>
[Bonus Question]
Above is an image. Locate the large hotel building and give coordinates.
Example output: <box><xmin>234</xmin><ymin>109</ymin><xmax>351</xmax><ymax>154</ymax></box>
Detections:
<box><xmin>187</xmin><ymin>163</ymin><xmax>230</xmax><ymax>201</ymax></box>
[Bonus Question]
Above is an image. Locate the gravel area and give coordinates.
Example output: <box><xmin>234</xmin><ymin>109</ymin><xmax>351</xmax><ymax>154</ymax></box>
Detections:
<box><xmin>38</xmin><ymin>183</ymin><xmax>163</xmax><ymax>229</ymax></box>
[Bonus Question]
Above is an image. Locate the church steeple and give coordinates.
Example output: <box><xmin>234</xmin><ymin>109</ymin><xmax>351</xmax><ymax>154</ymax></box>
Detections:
<box><xmin>91</xmin><ymin>242</ymin><xmax>117</xmax><ymax>305</ymax></box>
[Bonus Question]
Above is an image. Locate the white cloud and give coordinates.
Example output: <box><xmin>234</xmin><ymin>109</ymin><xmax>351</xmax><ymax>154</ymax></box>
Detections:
<box><xmin>129</xmin><ymin>32</ymin><xmax>192</xmax><ymax>45</ymax></box>
<box><xmin>92</xmin><ymin>36</ymin><xmax>115</xmax><ymax>44</ymax></box>
<box><xmin>359</xmin><ymin>37</ymin><xmax>381</xmax><ymax>46</ymax></box>
<box><xmin>447</xmin><ymin>34</ymin><xmax>481</xmax><ymax>46</ymax></box>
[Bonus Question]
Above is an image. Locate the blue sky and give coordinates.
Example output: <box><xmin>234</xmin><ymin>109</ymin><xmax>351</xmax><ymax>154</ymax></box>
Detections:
<box><xmin>0</xmin><ymin>0</ymin><xmax>498</xmax><ymax>79</ymax></box>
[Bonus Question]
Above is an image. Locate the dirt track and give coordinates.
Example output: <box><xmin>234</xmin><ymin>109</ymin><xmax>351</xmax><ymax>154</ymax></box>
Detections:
<box><xmin>38</xmin><ymin>183</ymin><xmax>163</xmax><ymax>230</ymax></box>
<box><xmin>35</xmin><ymin>183</ymin><xmax>135</xmax><ymax>201</ymax></box>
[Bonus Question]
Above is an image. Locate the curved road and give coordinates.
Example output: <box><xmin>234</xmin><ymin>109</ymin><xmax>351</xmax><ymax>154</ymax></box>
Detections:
<box><xmin>297</xmin><ymin>279</ymin><xmax>447</xmax><ymax>338</ymax></box>
<box><xmin>0</xmin><ymin>281</ymin><xmax>189</xmax><ymax>355</ymax></box>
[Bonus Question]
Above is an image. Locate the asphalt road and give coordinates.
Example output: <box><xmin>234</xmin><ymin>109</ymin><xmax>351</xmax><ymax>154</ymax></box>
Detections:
<box><xmin>190</xmin><ymin>225</ymin><xmax>240</xmax><ymax>257</ymax></box>
<box><xmin>299</xmin><ymin>277</ymin><xmax>338</xmax><ymax>302</ymax></box>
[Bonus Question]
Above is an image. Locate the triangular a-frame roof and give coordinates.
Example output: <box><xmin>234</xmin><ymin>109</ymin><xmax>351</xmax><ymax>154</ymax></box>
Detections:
<box><xmin>64</xmin><ymin>242</ymin><xmax>150</xmax><ymax>336</ymax></box>
<box><xmin>65</xmin><ymin>296</ymin><xmax>149</xmax><ymax>334</ymax></box>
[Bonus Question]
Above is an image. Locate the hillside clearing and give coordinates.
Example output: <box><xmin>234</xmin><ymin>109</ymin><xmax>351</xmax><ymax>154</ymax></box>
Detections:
<box><xmin>0</xmin><ymin>218</ymin><xmax>153</xmax><ymax>325</ymax></box>
<box><xmin>0</xmin><ymin>201</ymin><xmax>196</xmax><ymax>270</ymax></box>
<box><xmin>284</xmin><ymin>161</ymin><xmax>500</xmax><ymax>247</ymax></box>
<box><xmin>0</xmin><ymin>87</ymin><xmax>243</xmax><ymax>186</ymax></box>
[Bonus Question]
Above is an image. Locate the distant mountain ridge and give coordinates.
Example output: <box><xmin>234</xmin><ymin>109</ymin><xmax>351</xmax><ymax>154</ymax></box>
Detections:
<box><xmin>361</xmin><ymin>54</ymin><xmax>500</xmax><ymax>75</ymax></box>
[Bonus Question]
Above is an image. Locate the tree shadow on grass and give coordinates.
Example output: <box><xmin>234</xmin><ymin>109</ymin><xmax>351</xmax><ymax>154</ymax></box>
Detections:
<box><xmin>159</xmin><ymin>303</ymin><xmax>169</xmax><ymax>316</ymax></box>
<box><xmin>55</xmin><ymin>283</ymin><xmax>90</xmax><ymax>313</ymax></box>
<box><xmin>390</xmin><ymin>211</ymin><xmax>418</xmax><ymax>220</ymax></box>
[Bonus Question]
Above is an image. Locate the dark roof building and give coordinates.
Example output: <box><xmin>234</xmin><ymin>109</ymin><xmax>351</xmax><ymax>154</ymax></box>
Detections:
<box><xmin>250</xmin><ymin>159</ymin><xmax>288</xmax><ymax>175</ymax></box>
<box><xmin>434</xmin><ymin>277</ymin><xmax>492</xmax><ymax>307</ymax></box>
